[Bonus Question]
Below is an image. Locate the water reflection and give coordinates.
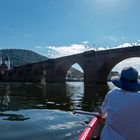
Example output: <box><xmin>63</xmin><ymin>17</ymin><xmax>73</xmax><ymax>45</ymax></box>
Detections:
<box><xmin>0</xmin><ymin>112</ymin><xmax>29</xmax><ymax>121</ymax></box>
<box><xmin>66</xmin><ymin>82</ymin><xmax>84</xmax><ymax>110</ymax></box>
<box><xmin>0</xmin><ymin>82</ymin><xmax>111</xmax><ymax>140</ymax></box>
<box><xmin>0</xmin><ymin>82</ymin><xmax>111</xmax><ymax>112</ymax></box>
<box><xmin>45</xmin><ymin>83</ymin><xmax>71</xmax><ymax>110</ymax></box>
<box><xmin>83</xmin><ymin>84</ymin><xmax>109</xmax><ymax>111</ymax></box>
<box><xmin>0</xmin><ymin>84</ymin><xmax>10</xmax><ymax>108</ymax></box>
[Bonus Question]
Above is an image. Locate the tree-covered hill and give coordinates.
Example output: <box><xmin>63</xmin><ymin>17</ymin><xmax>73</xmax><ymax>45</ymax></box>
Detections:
<box><xmin>66</xmin><ymin>67</ymin><xmax>83</xmax><ymax>81</ymax></box>
<box><xmin>0</xmin><ymin>49</ymin><xmax>48</xmax><ymax>67</ymax></box>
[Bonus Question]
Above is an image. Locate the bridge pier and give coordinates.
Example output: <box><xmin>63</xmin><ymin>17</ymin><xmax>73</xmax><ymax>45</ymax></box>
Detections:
<box><xmin>83</xmin><ymin>51</ymin><xmax>107</xmax><ymax>84</ymax></box>
<box><xmin>45</xmin><ymin>59</ymin><xmax>66</xmax><ymax>83</ymax></box>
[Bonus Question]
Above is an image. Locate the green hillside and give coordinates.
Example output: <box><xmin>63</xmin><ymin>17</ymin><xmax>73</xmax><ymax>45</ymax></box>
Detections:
<box><xmin>0</xmin><ymin>49</ymin><xmax>48</xmax><ymax>67</ymax></box>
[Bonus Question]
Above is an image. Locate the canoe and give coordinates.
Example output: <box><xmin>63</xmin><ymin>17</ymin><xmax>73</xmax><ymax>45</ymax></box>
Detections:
<box><xmin>78</xmin><ymin>116</ymin><xmax>103</xmax><ymax>140</ymax></box>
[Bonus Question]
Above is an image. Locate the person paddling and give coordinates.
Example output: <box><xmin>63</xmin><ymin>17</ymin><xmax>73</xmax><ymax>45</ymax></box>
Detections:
<box><xmin>100</xmin><ymin>67</ymin><xmax>140</xmax><ymax>140</ymax></box>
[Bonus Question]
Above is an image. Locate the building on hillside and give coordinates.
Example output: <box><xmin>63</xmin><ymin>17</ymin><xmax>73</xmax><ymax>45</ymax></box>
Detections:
<box><xmin>0</xmin><ymin>56</ymin><xmax>10</xmax><ymax>75</ymax></box>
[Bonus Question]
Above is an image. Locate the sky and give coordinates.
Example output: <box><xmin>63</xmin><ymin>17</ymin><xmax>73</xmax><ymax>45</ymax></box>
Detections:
<box><xmin>0</xmin><ymin>0</ymin><xmax>140</xmax><ymax>71</ymax></box>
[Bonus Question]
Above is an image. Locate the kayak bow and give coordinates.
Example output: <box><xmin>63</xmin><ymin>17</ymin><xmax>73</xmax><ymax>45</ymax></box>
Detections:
<box><xmin>78</xmin><ymin>116</ymin><xmax>101</xmax><ymax>140</ymax></box>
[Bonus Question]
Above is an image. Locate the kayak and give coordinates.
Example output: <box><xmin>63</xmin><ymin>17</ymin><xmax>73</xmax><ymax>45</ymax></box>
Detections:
<box><xmin>78</xmin><ymin>116</ymin><xmax>103</xmax><ymax>140</ymax></box>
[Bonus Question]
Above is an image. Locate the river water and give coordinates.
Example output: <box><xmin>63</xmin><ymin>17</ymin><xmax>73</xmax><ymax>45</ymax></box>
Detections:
<box><xmin>0</xmin><ymin>82</ymin><xmax>116</xmax><ymax>140</ymax></box>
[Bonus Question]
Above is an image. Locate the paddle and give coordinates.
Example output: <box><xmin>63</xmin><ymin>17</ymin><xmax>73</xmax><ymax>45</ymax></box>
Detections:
<box><xmin>73</xmin><ymin>110</ymin><xmax>102</xmax><ymax>118</ymax></box>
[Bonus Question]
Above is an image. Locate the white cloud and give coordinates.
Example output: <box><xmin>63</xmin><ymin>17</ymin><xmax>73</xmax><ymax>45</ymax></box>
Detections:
<box><xmin>0</xmin><ymin>26</ymin><xmax>13</xmax><ymax>32</ymax></box>
<box><xmin>104</xmin><ymin>35</ymin><xmax>126</xmax><ymax>42</ymax></box>
<box><xmin>23</xmin><ymin>34</ymin><xmax>32</xmax><ymax>38</ymax></box>
<box><xmin>104</xmin><ymin>36</ymin><xmax>126</xmax><ymax>42</ymax></box>
<box><xmin>121</xmin><ymin>36</ymin><xmax>125</xmax><ymax>40</ymax></box>
<box><xmin>81</xmin><ymin>41</ymin><xmax>89</xmax><ymax>45</ymax></box>
<box><xmin>114</xmin><ymin>42</ymin><xmax>140</xmax><ymax>49</ymax></box>
<box><xmin>116</xmin><ymin>43</ymin><xmax>132</xmax><ymax>48</ymax></box>
<box><xmin>34</xmin><ymin>45</ymin><xmax>43</xmax><ymax>49</ymax></box>
<box><xmin>104</xmin><ymin>36</ymin><xmax>118</xmax><ymax>41</ymax></box>
<box><xmin>46</xmin><ymin>44</ymin><xmax>88</xmax><ymax>58</ymax></box>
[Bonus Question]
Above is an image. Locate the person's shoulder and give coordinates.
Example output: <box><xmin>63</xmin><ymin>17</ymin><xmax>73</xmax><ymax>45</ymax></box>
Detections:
<box><xmin>106</xmin><ymin>89</ymin><xmax>121</xmax><ymax>98</ymax></box>
<box><xmin>107</xmin><ymin>89</ymin><xmax>120</xmax><ymax>95</ymax></box>
<box><xmin>130</xmin><ymin>91</ymin><xmax>140</xmax><ymax>97</ymax></box>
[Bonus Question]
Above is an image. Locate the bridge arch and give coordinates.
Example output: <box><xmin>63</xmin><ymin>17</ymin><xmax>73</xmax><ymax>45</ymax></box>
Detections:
<box><xmin>98</xmin><ymin>54</ymin><xmax>140</xmax><ymax>83</ymax></box>
<box><xmin>52</xmin><ymin>60</ymin><xmax>84</xmax><ymax>83</ymax></box>
<box><xmin>112</xmin><ymin>57</ymin><xmax>140</xmax><ymax>72</ymax></box>
<box><xmin>66</xmin><ymin>63</ymin><xmax>84</xmax><ymax>81</ymax></box>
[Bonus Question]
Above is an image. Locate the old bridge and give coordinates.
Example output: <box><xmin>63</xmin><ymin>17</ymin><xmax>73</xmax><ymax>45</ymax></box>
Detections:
<box><xmin>3</xmin><ymin>45</ymin><xmax>140</xmax><ymax>84</ymax></box>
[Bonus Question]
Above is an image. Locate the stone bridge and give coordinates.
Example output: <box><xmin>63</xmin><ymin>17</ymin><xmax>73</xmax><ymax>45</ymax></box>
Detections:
<box><xmin>3</xmin><ymin>45</ymin><xmax>140</xmax><ymax>84</ymax></box>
